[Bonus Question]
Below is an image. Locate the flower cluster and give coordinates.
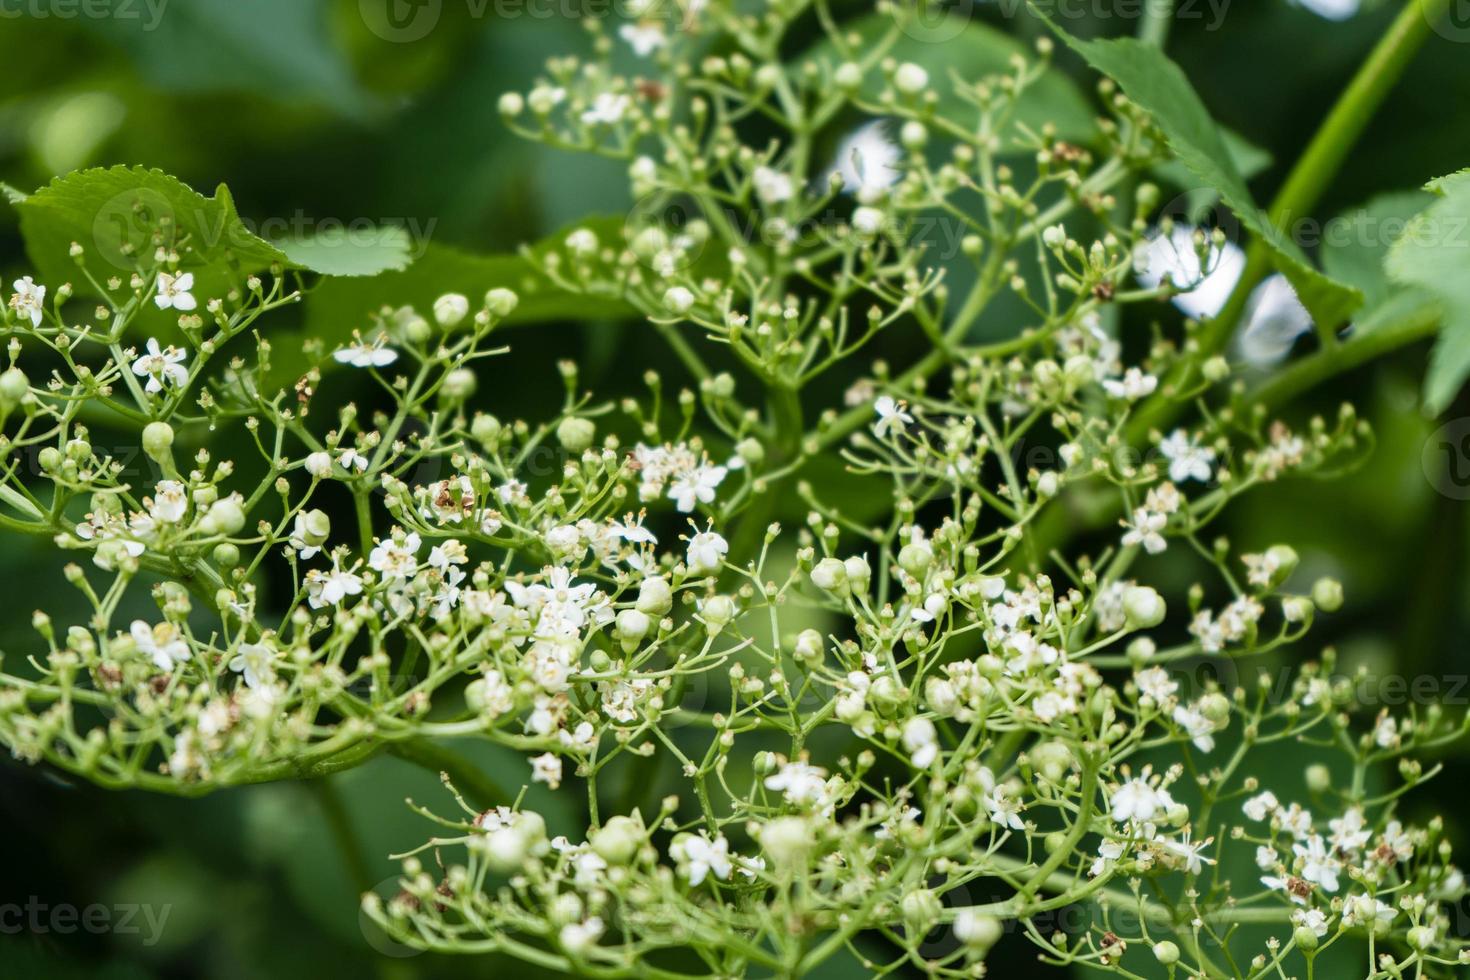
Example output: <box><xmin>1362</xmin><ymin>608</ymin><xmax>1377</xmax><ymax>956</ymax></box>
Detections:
<box><xmin>0</xmin><ymin>3</ymin><xmax>1464</xmax><ymax>979</ymax></box>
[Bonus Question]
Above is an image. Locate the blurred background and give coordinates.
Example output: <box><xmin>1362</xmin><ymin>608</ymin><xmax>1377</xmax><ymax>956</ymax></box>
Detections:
<box><xmin>2</xmin><ymin>1</ymin><xmax>1469</xmax><ymax>977</ymax></box>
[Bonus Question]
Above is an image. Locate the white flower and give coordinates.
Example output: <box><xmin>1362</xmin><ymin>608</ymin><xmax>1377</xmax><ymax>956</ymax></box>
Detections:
<box><xmin>132</xmin><ymin>338</ymin><xmax>189</xmax><ymax>393</ymax></box>
<box><xmin>1292</xmin><ymin>907</ymin><xmax>1331</xmax><ymax>938</ymax></box>
<box><xmin>829</xmin><ymin>121</ymin><xmax>901</xmax><ymax>203</ymax></box>
<box><xmin>1110</xmin><ymin>777</ymin><xmax>1173</xmax><ymax>824</ymax></box>
<box><xmin>668</xmin><ymin>464</ymin><xmax>726</xmax><ymax>512</ymax></box>
<box><xmin>1293</xmin><ymin>835</ymin><xmax>1341</xmax><ymax>893</ymax></box>
<box><xmin>581</xmin><ymin>93</ymin><xmax>630</xmax><ymax>125</ymax></box>
<box><xmin>1135</xmin><ymin>225</ymin><xmax>1246</xmax><ymax>320</ymax></box>
<box><xmin>872</xmin><ymin>395</ymin><xmax>913</xmax><ymax>438</ymax></box>
<box><xmin>893</xmin><ymin>62</ymin><xmax>928</xmax><ymax>95</ymax></box>
<box><xmin>765</xmin><ymin>761</ymin><xmax>828</xmax><ymax>806</ymax></box>
<box><xmin>618</xmin><ymin>22</ymin><xmax>666</xmax><ymax>56</ymax></box>
<box><xmin>1294</xmin><ymin>0</ymin><xmax>1360</xmax><ymax>21</ymax></box>
<box><xmin>305</xmin><ymin>451</ymin><xmax>333</xmax><ymax>478</ymax></box>
<box><xmin>1236</xmin><ymin>274</ymin><xmax>1313</xmax><ymax>366</ymax></box>
<box><xmin>1156</xmin><ymin>830</ymin><xmax>1215</xmax><ymax>874</ymax></box>
<box><xmin>752</xmin><ymin>165</ymin><xmax>793</xmax><ymax>205</ymax></box>
<box><xmin>531</xmin><ymin>752</ymin><xmax>563</xmax><ymax>789</ymax></box>
<box><xmin>1134</xmin><ymin>666</ymin><xmax>1178</xmax><ymax>703</ymax></box>
<box><xmin>670</xmin><ymin>832</ymin><xmax>733</xmax><ymax>886</ymax></box>
<box><xmin>663</xmin><ymin>286</ymin><xmax>695</xmax><ymax>314</ymax></box>
<box><xmin>229</xmin><ymin>641</ymin><xmax>274</xmax><ymax>689</ymax></box>
<box><xmin>131</xmin><ymin>620</ymin><xmax>190</xmax><ymax>671</ymax></box>
<box><xmin>1343</xmin><ymin>894</ymin><xmax>1394</xmax><ymax>930</ymax></box>
<box><xmin>1159</xmin><ymin>429</ymin><xmax>1216</xmax><ymax>483</ymax></box>
<box><xmin>368</xmin><ymin>531</ymin><xmax>421</xmax><ymax>582</ymax></box>
<box><xmin>333</xmin><ymin>337</ymin><xmax>398</xmax><ymax>368</ymax></box>
<box><xmin>685</xmin><ymin>530</ymin><xmax>728</xmax><ymax>575</ymax></box>
<box><xmin>1091</xmin><ymin>839</ymin><xmax>1126</xmax><ymax>877</ymax></box>
<box><xmin>1121</xmin><ymin>507</ymin><xmax>1168</xmax><ymax>554</ymax></box>
<box><xmin>154</xmin><ymin>271</ymin><xmax>197</xmax><ymax>312</ymax></box>
<box><xmin>338</xmin><ymin>447</ymin><xmax>370</xmax><ymax>472</ymax></box>
<box><xmin>901</xmin><ymin>717</ymin><xmax>939</xmax><ymax>768</ymax></box>
<box><xmin>9</xmin><ymin>276</ymin><xmax>45</xmax><ymax>326</ymax></box>
<box><xmin>148</xmin><ymin>480</ymin><xmax>189</xmax><ymax>523</ymax></box>
<box><xmin>1242</xmin><ymin>791</ymin><xmax>1279</xmax><ymax>822</ymax></box>
<box><xmin>1102</xmin><ymin>366</ymin><xmax>1158</xmax><ymax>401</ymax></box>
<box><xmin>1171</xmin><ymin>703</ymin><xmax>1216</xmax><ymax>752</ymax></box>
<box><xmin>306</xmin><ymin>560</ymin><xmax>364</xmax><ymax>608</ymax></box>
<box><xmin>559</xmin><ymin>916</ymin><xmax>604</xmax><ymax>954</ymax></box>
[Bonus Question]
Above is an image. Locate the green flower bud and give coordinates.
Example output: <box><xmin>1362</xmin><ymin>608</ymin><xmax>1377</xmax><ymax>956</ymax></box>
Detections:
<box><xmin>810</xmin><ymin>557</ymin><xmax>848</xmax><ymax>594</ymax></box>
<box><xmin>590</xmin><ymin>816</ymin><xmax>642</xmax><ymax>865</ymax></box>
<box><xmin>433</xmin><ymin>293</ymin><xmax>470</xmax><ymax>328</ymax></box>
<box><xmin>200</xmin><ymin>496</ymin><xmax>246</xmax><ymax>535</ymax></box>
<box><xmin>735</xmin><ymin>437</ymin><xmax>764</xmax><ymax>465</ymax></box>
<box><xmin>1305</xmin><ymin>763</ymin><xmax>1332</xmax><ymax>794</ymax></box>
<box><xmin>793</xmin><ymin>628</ymin><xmax>823</xmax><ymax>665</ymax></box>
<box><xmin>557</xmin><ymin>417</ymin><xmax>596</xmax><ymax>452</ymax></box>
<box><xmin>954</xmin><ymin>910</ymin><xmax>1003</xmax><ymax>951</ymax></box>
<box><xmin>1293</xmin><ymin>926</ymin><xmax>1320</xmax><ymax>952</ymax></box>
<box><xmin>0</xmin><ymin>366</ymin><xmax>28</xmax><ymax>408</ymax></box>
<box><xmin>636</xmin><ymin>576</ymin><xmax>673</xmax><ymax>616</ymax></box>
<box><xmin>212</xmin><ymin>543</ymin><xmax>240</xmax><ymax>568</ymax></box>
<box><xmin>1311</xmin><ymin>577</ymin><xmax>1343</xmax><ymax>612</ymax></box>
<box><xmin>142</xmin><ymin>421</ymin><xmax>174</xmax><ymax>463</ymax></box>
<box><xmin>38</xmin><ymin>446</ymin><xmax>62</xmax><ymax>471</ymax></box>
<box><xmin>441</xmin><ymin>367</ymin><xmax>476</xmax><ymax>400</ymax></box>
<box><xmin>901</xmin><ymin>888</ymin><xmax>942</xmax><ymax>934</ymax></box>
<box><xmin>897</xmin><ymin>541</ymin><xmax>933</xmax><ymax>577</ymax></box>
<box><xmin>471</xmin><ymin>414</ymin><xmax>502</xmax><ymax>446</ymax></box>
<box><xmin>485</xmin><ymin>288</ymin><xmax>519</xmax><ymax>318</ymax></box>
<box><xmin>1153</xmin><ymin>940</ymin><xmax>1180</xmax><ymax>965</ymax></box>
<box><xmin>1122</xmin><ymin>585</ymin><xmax>1167</xmax><ymax>629</ymax></box>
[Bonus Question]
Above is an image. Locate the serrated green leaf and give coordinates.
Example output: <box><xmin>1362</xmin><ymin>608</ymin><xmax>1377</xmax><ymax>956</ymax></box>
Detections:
<box><xmin>1386</xmin><ymin>170</ymin><xmax>1470</xmax><ymax>413</ymax></box>
<box><xmin>12</xmin><ymin>167</ymin><xmax>416</xmax><ymax>298</ymax></box>
<box><xmin>1043</xmin><ymin>19</ymin><xmax>1362</xmax><ymax>328</ymax></box>
<box><xmin>798</xmin><ymin>14</ymin><xmax>1096</xmax><ymax>144</ymax></box>
<box><xmin>273</xmin><ymin>225</ymin><xmax>415</xmax><ymax>278</ymax></box>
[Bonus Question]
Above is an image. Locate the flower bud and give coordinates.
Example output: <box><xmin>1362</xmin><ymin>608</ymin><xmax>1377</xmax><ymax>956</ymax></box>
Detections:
<box><xmin>793</xmin><ymin>628</ymin><xmax>823</xmax><ymax>665</ymax></box>
<box><xmin>485</xmin><ymin>288</ymin><xmax>519</xmax><ymax>318</ymax></box>
<box><xmin>636</xmin><ymin>576</ymin><xmax>673</xmax><ymax>617</ymax></box>
<box><xmin>897</xmin><ymin>541</ymin><xmax>933</xmax><ymax>577</ymax></box>
<box><xmin>1311</xmin><ymin>577</ymin><xmax>1343</xmax><ymax>612</ymax></box>
<box><xmin>590</xmin><ymin>816</ymin><xmax>642</xmax><ymax>865</ymax></box>
<box><xmin>441</xmin><ymin>368</ymin><xmax>476</xmax><ymax>400</ymax></box>
<box><xmin>433</xmin><ymin>293</ymin><xmax>470</xmax><ymax>327</ymax></box>
<box><xmin>1293</xmin><ymin>926</ymin><xmax>1320</xmax><ymax>951</ymax></box>
<box><xmin>953</xmin><ymin>910</ymin><xmax>1003</xmax><ymax>951</ymax></box>
<box><xmin>0</xmin><ymin>366</ymin><xmax>28</xmax><ymax>408</ymax></box>
<box><xmin>1121</xmin><ymin>586</ymin><xmax>1166</xmax><ymax>629</ymax></box>
<box><xmin>472</xmin><ymin>413</ymin><xmax>502</xmax><ymax>445</ymax></box>
<box><xmin>893</xmin><ymin>62</ymin><xmax>928</xmax><ymax>95</ymax></box>
<box><xmin>305</xmin><ymin>451</ymin><xmax>332</xmax><ymax>478</ymax></box>
<box><xmin>142</xmin><ymin>421</ymin><xmax>174</xmax><ymax>463</ymax></box>
<box><xmin>1153</xmin><ymin>940</ymin><xmax>1180</xmax><ymax>965</ymax></box>
<box><xmin>1304</xmin><ymin>763</ymin><xmax>1331</xmax><ymax>794</ymax></box>
<box><xmin>810</xmin><ymin>557</ymin><xmax>848</xmax><ymax>594</ymax></box>
<box><xmin>843</xmin><ymin>555</ymin><xmax>872</xmax><ymax>593</ymax></box>
<box><xmin>700</xmin><ymin>595</ymin><xmax>736</xmax><ymax>627</ymax></box>
<box><xmin>901</xmin><ymin>888</ymin><xmax>941</xmax><ymax>934</ymax></box>
<box><xmin>200</xmin><ymin>496</ymin><xmax>246</xmax><ymax>535</ymax></box>
<box><xmin>663</xmin><ymin>286</ymin><xmax>695</xmax><ymax>314</ymax></box>
<box><xmin>759</xmin><ymin>816</ymin><xmax>814</xmax><ymax>865</ymax></box>
<box><xmin>557</xmin><ymin>417</ymin><xmax>596</xmax><ymax>452</ymax></box>
<box><xmin>616</xmin><ymin>609</ymin><xmax>651</xmax><ymax>651</ymax></box>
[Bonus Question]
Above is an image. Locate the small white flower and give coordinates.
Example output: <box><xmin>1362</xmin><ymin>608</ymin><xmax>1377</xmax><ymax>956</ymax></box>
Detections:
<box><xmin>154</xmin><ymin>271</ymin><xmax>198</xmax><ymax>311</ymax></box>
<box><xmin>1343</xmin><ymin>894</ymin><xmax>1394</xmax><ymax>929</ymax></box>
<box><xmin>148</xmin><ymin>480</ymin><xmax>189</xmax><ymax>523</ymax></box>
<box><xmin>1102</xmin><ymin>366</ymin><xmax>1158</xmax><ymax>401</ymax></box>
<box><xmin>765</xmin><ymin>761</ymin><xmax>828</xmax><ymax>806</ymax></box>
<box><xmin>901</xmin><ymin>717</ymin><xmax>939</xmax><ymax>768</ymax></box>
<box><xmin>333</xmin><ymin>337</ymin><xmax>398</xmax><ymax>368</ymax></box>
<box><xmin>668</xmin><ymin>463</ymin><xmax>726</xmax><ymax>512</ymax></box>
<box><xmin>1172</xmin><ymin>703</ymin><xmax>1216</xmax><ymax>752</ymax></box>
<box><xmin>131</xmin><ymin>620</ymin><xmax>190</xmax><ymax>671</ymax></box>
<box><xmin>685</xmin><ymin>530</ymin><xmax>728</xmax><ymax>576</ymax></box>
<box><xmin>581</xmin><ymin>93</ymin><xmax>630</xmax><ymax>126</ymax></box>
<box><xmin>829</xmin><ymin>120</ymin><xmax>901</xmax><ymax>203</ymax></box>
<box><xmin>1121</xmin><ymin>507</ymin><xmax>1168</xmax><ymax>554</ymax></box>
<box><xmin>306</xmin><ymin>560</ymin><xmax>364</xmax><ymax>608</ymax></box>
<box><xmin>1292</xmin><ymin>907</ymin><xmax>1330</xmax><ymax>938</ymax></box>
<box><xmin>619</xmin><ymin>22</ymin><xmax>666</xmax><ymax>56</ymax></box>
<box><xmin>229</xmin><ymin>641</ymin><xmax>274</xmax><ymax>689</ymax></box>
<box><xmin>1293</xmin><ymin>834</ymin><xmax>1341</xmax><ymax>893</ymax></box>
<box><xmin>1159</xmin><ymin>429</ymin><xmax>1216</xmax><ymax>483</ymax></box>
<box><xmin>893</xmin><ymin>62</ymin><xmax>928</xmax><ymax>95</ymax></box>
<box><xmin>1110</xmin><ymin>777</ymin><xmax>1172</xmax><ymax>824</ymax></box>
<box><xmin>1242</xmin><ymin>791</ymin><xmax>1279</xmax><ymax>822</ymax></box>
<box><xmin>9</xmin><ymin>276</ymin><xmax>45</xmax><ymax>326</ymax></box>
<box><xmin>670</xmin><ymin>832</ymin><xmax>733</xmax><ymax>886</ymax></box>
<box><xmin>558</xmin><ymin>916</ymin><xmax>604</xmax><ymax>954</ymax></box>
<box><xmin>752</xmin><ymin>165</ymin><xmax>793</xmax><ymax>205</ymax></box>
<box><xmin>132</xmin><ymin>338</ymin><xmax>189</xmax><ymax>393</ymax></box>
<box><xmin>531</xmin><ymin>752</ymin><xmax>563</xmax><ymax>789</ymax></box>
<box><xmin>1135</xmin><ymin>225</ymin><xmax>1246</xmax><ymax>320</ymax></box>
<box><xmin>872</xmin><ymin>395</ymin><xmax>913</xmax><ymax>438</ymax></box>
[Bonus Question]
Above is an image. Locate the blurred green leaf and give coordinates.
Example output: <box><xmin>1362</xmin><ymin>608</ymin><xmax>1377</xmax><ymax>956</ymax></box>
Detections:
<box><xmin>87</xmin><ymin>0</ymin><xmax>374</xmax><ymax>118</ymax></box>
<box><xmin>800</xmin><ymin>15</ymin><xmax>1097</xmax><ymax>144</ymax></box>
<box><xmin>1046</xmin><ymin>22</ymin><xmax>1363</xmax><ymax>329</ymax></box>
<box><xmin>274</xmin><ymin>224</ymin><xmax>414</xmax><ymax>277</ymax></box>
<box><xmin>1386</xmin><ymin>169</ymin><xmax>1470</xmax><ymax>413</ymax></box>
<box><xmin>1322</xmin><ymin>190</ymin><xmax>1432</xmax><ymax>311</ymax></box>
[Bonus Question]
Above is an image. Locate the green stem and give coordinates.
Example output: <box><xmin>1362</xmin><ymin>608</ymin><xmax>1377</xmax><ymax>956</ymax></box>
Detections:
<box><xmin>1202</xmin><ymin>0</ymin><xmax>1452</xmax><ymax>355</ymax></box>
<box><xmin>1139</xmin><ymin>0</ymin><xmax>1175</xmax><ymax>47</ymax></box>
<box><xmin>311</xmin><ymin>777</ymin><xmax>375</xmax><ymax>895</ymax></box>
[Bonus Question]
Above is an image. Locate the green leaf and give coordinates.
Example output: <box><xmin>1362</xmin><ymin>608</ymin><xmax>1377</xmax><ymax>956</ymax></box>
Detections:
<box><xmin>1152</xmin><ymin>127</ymin><xmax>1272</xmax><ymax>220</ymax></box>
<box><xmin>798</xmin><ymin>15</ymin><xmax>1097</xmax><ymax>144</ymax></box>
<box><xmin>273</xmin><ymin>224</ymin><xmax>415</xmax><ymax>278</ymax></box>
<box><xmin>1043</xmin><ymin>20</ymin><xmax>1363</xmax><ymax>329</ymax></box>
<box><xmin>12</xmin><ymin>166</ymin><xmax>415</xmax><ymax>297</ymax></box>
<box><xmin>1386</xmin><ymin>170</ymin><xmax>1470</xmax><ymax>413</ymax></box>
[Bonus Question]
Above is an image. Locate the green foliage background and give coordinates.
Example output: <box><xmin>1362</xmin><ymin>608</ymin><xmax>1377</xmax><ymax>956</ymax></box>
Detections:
<box><xmin>2</xmin><ymin>1</ymin><xmax>1469</xmax><ymax>976</ymax></box>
